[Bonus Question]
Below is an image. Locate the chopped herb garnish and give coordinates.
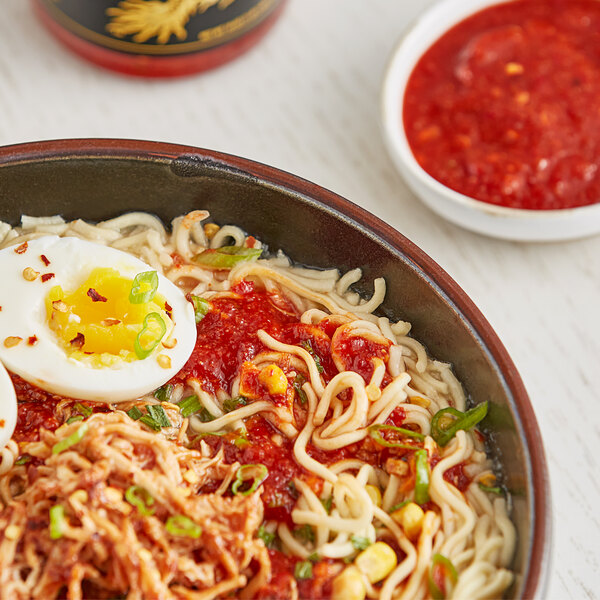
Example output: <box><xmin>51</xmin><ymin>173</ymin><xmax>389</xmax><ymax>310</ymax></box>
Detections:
<box><xmin>66</xmin><ymin>415</ymin><xmax>84</xmax><ymax>424</ymax></box>
<box><xmin>134</xmin><ymin>312</ymin><xmax>166</xmax><ymax>360</ymax></box>
<box><xmin>165</xmin><ymin>515</ymin><xmax>202</xmax><ymax>539</ymax></box>
<box><xmin>178</xmin><ymin>395</ymin><xmax>202</xmax><ymax>418</ymax></box>
<box><xmin>287</xmin><ymin>480</ymin><xmax>299</xmax><ymax>499</ymax></box>
<box><xmin>127</xmin><ymin>406</ymin><xmax>144</xmax><ymax>421</ymax></box>
<box><xmin>197</xmin><ymin>407</ymin><xmax>216</xmax><ymax>423</ymax></box>
<box><xmin>233</xmin><ymin>433</ymin><xmax>250</xmax><ymax>448</ymax></box>
<box><xmin>351</xmin><ymin>536</ymin><xmax>372</xmax><ymax>551</ymax></box>
<box><xmin>139</xmin><ymin>415</ymin><xmax>161</xmax><ymax>431</ymax></box>
<box><xmin>49</xmin><ymin>504</ymin><xmax>66</xmax><ymax>540</ymax></box>
<box><xmin>320</xmin><ymin>496</ymin><xmax>333</xmax><ymax>514</ymax></box>
<box><xmin>223</xmin><ymin>396</ymin><xmax>249</xmax><ymax>413</ymax></box>
<box><xmin>52</xmin><ymin>423</ymin><xmax>89</xmax><ymax>454</ymax></box>
<box><xmin>293</xmin><ymin>374</ymin><xmax>308</xmax><ymax>405</ymax></box>
<box><xmin>145</xmin><ymin>405</ymin><xmax>172</xmax><ymax>428</ymax></box>
<box><xmin>154</xmin><ymin>384</ymin><xmax>174</xmax><ymax>403</ymax></box>
<box><xmin>232</xmin><ymin>464</ymin><xmax>268</xmax><ymax>496</ymax></box>
<box><xmin>294</xmin><ymin>524</ymin><xmax>315</xmax><ymax>544</ymax></box>
<box><xmin>300</xmin><ymin>340</ymin><xmax>324</xmax><ymax>373</ymax></box>
<box><xmin>191</xmin><ymin>295</ymin><xmax>211</xmax><ymax>323</ymax></box>
<box><xmin>15</xmin><ymin>454</ymin><xmax>32</xmax><ymax>466</ymax></box>
<box><xmin>479</xmin><ymin>482</ymin><xmax>503</xmax><ymax>495</ymax></box>
<box><xmin>257</xmin><ymin>524</ymin><xmax>276</xmax><ymax>548</ymax></box>
<box><xmin>414</xmin><ymin>449</ymin><xmax>430</xmax><ymax>505</ymax></box>
<box><xmin>294</xmin><ymin>561</ymin><xmax>313</xmax><ymax>580</ymax></box>
<box><xmin>389</xmin><ymin>500</ymin><xmax>410</xmax><ymax>513</ymax></box>
<box><xmin>307</xmin><ymin>552</ymin><xmax>320</xmax><ymax>563</ymax></box>
<box><xmin>125</xmin><ymin>486</ymin><xmax>155</xmax><ymax>516</ymax></box>
<box><xmin>192</xmin><ymin>246</ymin><xmax>262</xmax><ymax>269</ymax></box>
<box><xmin>431</xmin><ymin>401</ymin><xmax>488</xmax><ymax>447</ymax></box>
<box><xmin>129</xmin><ymin>271</ymin><xmax>158</xmax><ymax>304</ymax></box>
<box><xmin>73</xmin><ymin>402</ymin><xmax>93</xmax><ymax>417</ymax></box>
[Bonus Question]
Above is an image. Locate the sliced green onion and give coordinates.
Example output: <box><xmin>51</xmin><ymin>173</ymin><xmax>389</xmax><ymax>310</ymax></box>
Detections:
<box><xmin>222</xmin><ymin>395</ymin><xmax>249</xmax><ymax>413</ymax></box>
<box><xmin>125</xmin><ymin>486</ymin><xmax>155</xmax><ymax>516</ymax></box>
<box><xmin>300</xmin><ymin>340</ymin><xmax>324</xmax><ymax>373</ymax></box>
<box><xmin>146</xmin><ymin>404</ymin><xmax>172</xmax><ymax>428</ymax></box>
<box><xmin>431</xmin><ymin>401</ymin><xmax>488</xmax><ymax>447</ymax></box>
<box><xmin>232</xmin><ymin>464</ymin><xmax>268</xmax><ymax>496</ymax></box>
<box><xmin>129</xmin><ymin>271</ymin><xmax>159</xmax><ymax>304</ymax></box>
<box><xmin>294</xmin><ymin>560</ymin><xmax>313</xmax><ymax>580</ymax></box>
<box><xmin>154</xmin><ymin>384</ymin><xmax>174</xmax><ymax>403</ymax></box>
<box><xmin>479</xmin><ymin>483</ymin><xmax>503</xmax><ymax>495</ymax></box>
<box><xmin>414</xmin><ymin>449</ymin><xmax>430</xmax><ymax>505</ymax></box>
<box><xmin>196</xmin><ymin>407</ymin><xmax>215</xmax><ymax>423</ymax></box>
<box><xmin>293</xmin><ymin>374</ymin><xmax>308</xmax><ymax>405</ymax></box>
<box><xmin>368</xmin><ymin>423</ymin><xmax>425</xmax><ymax>449</ymax></box>
<box><xmin>428</xmin><ymin>553</ymin><xmax>458</xmax><ymax>600</ymax></box>
<box><xmin>307</xmin><ymin>552</ymin><xmax>320</xmax><ymax>563</ymax></box>
<box><xmin>257</xmin><ymin>524</ymin><xmax>276</xmax><ymax>548</ymax></box>
<box><xmin>321</xmin><ymin>496</ymin><xmax>333</xmax><ymax>514</ymax></box>
<box><xmin>178</xmin><ymin>395</ymin><xmax>202</xmax><ymax>418</ymax></box>
<box><xmin>66</xmin><ymin>415</ymin><xmax>84</xmax><ymax>424</ymax></box>
<box><xmin>192</xmin><ymin>246</ymin><xmax>262</xmax><ymax>269</ymax></box>
<box><xmin>52</xmin><ymin>423</ymin><xmax>89</xmax><ymax>454</ymax></box>
<box><xmin>134</xmin><ymin>312</ymin><xmax>166</xmax><ymax>359</ymax></box>
<box><xmin>388</xmin><ymin>500</ymin><xmax>410</xmax><ymax>513</ymax></box>
<box><xmin>73</xmin><ymin>402</ymin><xmax>93</xmax><ymax>417</ymax></box>
<box><xmin>287</xmin><ymin>480</ymin><xmax>299</xmax><ymax>499</ymax></box>
<box><xmin>294</xmin><ymin>524</ymin><xmax>315</xmax><ymax>544</ymax></box>
<box><xmin>351</xmin><ymin>536</ymin><xmax>371</xmax><ymax>551</ymax></box>
<box><xmin>233</xmin><ymin>433</ymin><xmax>250</xmax><ymax>448</ymax></box>
<box><xmin>127</xmin><ymin>406</ymin><xmax>144</xmax><ymax>421</ymax></box>
<box><xmin>49</xmin><ymin>504</ymin><xmax>66</xmax><ymax>539</ymax></box>
<box><xmin>139</xmin><ymin>415</ymin><xmax>161</xmax><ymax>431</ymax></box>
<box><xmin>15</xmin><ymin>454</ymin><xmax>32</xmax><ymax>466</ymax></box>
<box><xmin>191</xmin><ymin>295</ymin><xmax>211</xmax><ymax>323</ymax></box>
<box><xmin>165</xmin><ymin>515</ymin><xmax>202</xmax><ymax>539</ymax></box>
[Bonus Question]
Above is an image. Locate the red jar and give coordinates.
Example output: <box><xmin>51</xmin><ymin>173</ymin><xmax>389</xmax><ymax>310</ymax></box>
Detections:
<box><xmin>33</xmin><ymin>0</ymin><xmax>286</xmax><ymax>78</ymax></box>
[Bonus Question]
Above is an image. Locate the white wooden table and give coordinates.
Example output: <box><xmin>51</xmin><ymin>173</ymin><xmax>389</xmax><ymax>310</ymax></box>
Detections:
<box><xmin>2</xmin><ymin>1</ymin><xmax>599</xmax><ymax>598</ymax></box>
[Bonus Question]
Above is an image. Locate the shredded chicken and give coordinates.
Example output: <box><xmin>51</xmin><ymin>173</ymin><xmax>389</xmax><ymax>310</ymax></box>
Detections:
<box><xmin>0</xmin><ymin>412</ymin><xmax>271</xmax><ymax>599</ymax></box>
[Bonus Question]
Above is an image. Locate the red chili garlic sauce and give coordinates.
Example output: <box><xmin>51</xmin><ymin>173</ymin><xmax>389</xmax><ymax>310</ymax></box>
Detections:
<box><xmin>403</xmin><ymin>0</ymin><xmax>600</xmax><ymax>210</ymax></box>
<box><xmin>178</xmin><ymin>281</ymin><xmax>471</xmax><ymax>596</ymax></box>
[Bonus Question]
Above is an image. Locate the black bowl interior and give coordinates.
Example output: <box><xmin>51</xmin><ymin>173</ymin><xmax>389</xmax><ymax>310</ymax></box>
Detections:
<box><xmin>0</xmin><ymin>141</ymin><xmax>549</xmax><ymax>598</ymax></box>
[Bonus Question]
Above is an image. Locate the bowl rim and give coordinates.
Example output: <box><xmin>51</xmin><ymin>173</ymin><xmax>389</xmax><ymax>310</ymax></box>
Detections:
<box><xmin>0</xmin><ymin>137</ymin><xmax>551</xmax><ymax>598</ymax></box>
<box><xmin>380</xmin><ymin>0</ymin><xmax>600</xmax><ymax>234</ymax></box>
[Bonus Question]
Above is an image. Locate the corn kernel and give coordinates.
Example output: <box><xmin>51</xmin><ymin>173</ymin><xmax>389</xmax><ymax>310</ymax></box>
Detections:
<box><xmin>331</xmin><ymin>566</ymin><xmax>366</xmax><ymax>600</ymax></box>
<box><xmin>365</xmin><ymin>484</ymin><xmax>382</xmax><ymax>508</ymax></box>
<box><xmin>203</xmin><ymin>223</ymin><xmax>220</xmax><ymax>239</ymax></box>
<box><xmin>355</xmin><ymin>541</ymin><xmax>397</xmax><ymax>583</ymax></box>
<box><xmin>258</xmin><ymin>364</ymin><xmax>288</xmax><ymax>395</ymax></box>
<box><xmin>391</xmin><ymin>502</ymin><xmax>424</xmax><ymax>541</ymax></box>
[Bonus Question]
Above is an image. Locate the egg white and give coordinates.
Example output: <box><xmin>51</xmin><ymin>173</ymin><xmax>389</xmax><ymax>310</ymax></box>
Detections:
<box><xmin>0</xmin><ymin>236</ymin><xmax>197</xmax><ymax>402</ymax></box>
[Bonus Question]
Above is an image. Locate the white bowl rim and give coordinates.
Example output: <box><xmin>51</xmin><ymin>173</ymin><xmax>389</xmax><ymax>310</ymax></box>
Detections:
<box><xmin>380</xmin><ymin>0</ymin><xmax>600</xmax><ymax>239</ymax></box>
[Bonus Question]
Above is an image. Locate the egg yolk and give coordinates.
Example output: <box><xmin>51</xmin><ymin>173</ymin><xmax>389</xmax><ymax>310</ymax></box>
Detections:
<box><xmin>45</xmin><ymin>267</ymin><xmax>172</xmax><ymax>367</ymax></box>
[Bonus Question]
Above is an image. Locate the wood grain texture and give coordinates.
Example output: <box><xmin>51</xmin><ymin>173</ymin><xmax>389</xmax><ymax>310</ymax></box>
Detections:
<box><xmin>1</xmin><ymin>0</ymin><xmax>599</xmax><ymax>597</ymax></box>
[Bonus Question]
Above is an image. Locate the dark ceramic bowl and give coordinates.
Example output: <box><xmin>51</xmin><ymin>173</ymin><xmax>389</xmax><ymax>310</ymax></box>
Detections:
<box><xmin>0</xmin><ymin>139</ymin><xmax>550</xmax><ymax>598</ymax></box>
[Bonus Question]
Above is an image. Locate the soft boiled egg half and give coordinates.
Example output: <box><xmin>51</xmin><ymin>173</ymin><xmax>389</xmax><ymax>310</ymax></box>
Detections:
<box><xmin>0</xmin><ymin>236</ymin><xmax>197</xmax><ymax>407</ymax></box>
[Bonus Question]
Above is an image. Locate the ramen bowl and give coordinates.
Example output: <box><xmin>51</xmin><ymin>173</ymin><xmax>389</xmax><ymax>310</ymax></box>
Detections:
<box><xmin>0</xmin><ymin>139</ymin><xmax>550</xmax><ymax>598</ymax></box>
<box><xmin>381</xmin><ymin>0</ymin><xmax>600</xmax><ymax>242</ymax></box>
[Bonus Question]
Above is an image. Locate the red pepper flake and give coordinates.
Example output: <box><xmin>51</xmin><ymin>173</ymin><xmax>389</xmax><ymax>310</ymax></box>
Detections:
<box><xmin>70</xmin><ymin>333</ymin><xmax>85</xmax><ymax>349</ymax></box>
<box><xmin>14</xmin><ymin>242</ymin><xmax>28</xmax><ymax>254</ymax></box>
<box><xmin>101</xmin><ymin>318</ymin><xmax>121</xmax><ymax>326</ymax></box>
<box><xmin>0</xmin><ymin>419</ymin><xmax>4</xmax><ymax>428</ymax></box>
<box><xmin>41</xmin><ymin>273</ymin><xmax>55</xmax><ymax>283</ymax></box>
<box><xmin>27</xmin><ymin>336</ymin><xmax>38</xmax><ymax>346</ymax></box>
<box><xmin>246</xmin><ymin>236</ymin><xmax>257</xmax><ymax>249</ymax></box>
<box><xmin>40</xmin><ymin>254</ymin><xmax>50</xmax><ymax>266</ymax></box>
<box><xmin>165</xmin><ymin>301</ymin><xmax>173</xmax><ymax>320</ymax></box>
<box><xmin>87</xmin><ymin>288</ymin><xmax>107</xmax><ymax>302</ymax></box>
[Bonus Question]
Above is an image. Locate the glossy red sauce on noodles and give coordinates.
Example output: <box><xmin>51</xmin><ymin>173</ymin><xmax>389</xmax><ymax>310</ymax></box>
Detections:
<box><xmin>404</xmin><ymin>0</ymin><xmax>600</xmax><ymax>209</ymax></box>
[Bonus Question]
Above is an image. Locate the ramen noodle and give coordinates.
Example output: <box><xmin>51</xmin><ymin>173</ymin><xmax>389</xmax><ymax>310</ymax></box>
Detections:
<box><xmin>0</xmin><ymin>211</ymin><xmax>515</xmax><ymax>599</ymax></box>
